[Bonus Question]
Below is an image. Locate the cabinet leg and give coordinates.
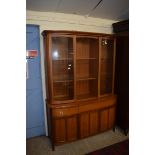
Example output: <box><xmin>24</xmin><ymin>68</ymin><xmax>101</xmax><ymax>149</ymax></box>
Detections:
<box><xmin>124</xmin><ymin>129</ymin><xmax>128</xmax><ymax>136</ymax></box>
<box><xmin>52</xmin><ymin>144</ymin><xmax>55</xmax><ymax>151</ymax></box>
<box><xmin>113</xmin><ymin>126</ymin><xmax>115</xmax><ymax>132</ymax></box>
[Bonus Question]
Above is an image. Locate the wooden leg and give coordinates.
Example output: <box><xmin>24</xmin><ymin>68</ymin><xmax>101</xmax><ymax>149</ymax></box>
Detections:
<box><xmin>113</xmin><ymin>126</ymin><xmax>115</xmax><ymax>132</ymax></box>
<box><xmin>124</xmin><ymin>129</ymin><xmax>128</xmax><ymax>136</ymax></box>
<box><xmin>52</xmin><ymin>143</ymin><xmax>55</xmax><ymax>151</ymax></box>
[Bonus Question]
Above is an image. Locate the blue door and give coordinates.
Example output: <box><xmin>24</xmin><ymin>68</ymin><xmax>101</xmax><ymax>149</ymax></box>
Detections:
<box><xmin>26</xmin><ymin>25</ymin><xmax>45</xmax><ymax>138</ymax></box>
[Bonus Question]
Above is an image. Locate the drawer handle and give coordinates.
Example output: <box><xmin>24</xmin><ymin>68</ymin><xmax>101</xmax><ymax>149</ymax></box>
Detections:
<box><xmin>60</xmin><ymin>111</ymin><xmax>63</xmax><ymax>116</ymax></box>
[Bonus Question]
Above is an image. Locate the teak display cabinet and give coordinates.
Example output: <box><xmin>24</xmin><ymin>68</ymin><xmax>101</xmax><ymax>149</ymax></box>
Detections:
<box><xmin>42</xmin><ymin>31</ymin><xmax>117</xmax><ymax>150</ymax></box>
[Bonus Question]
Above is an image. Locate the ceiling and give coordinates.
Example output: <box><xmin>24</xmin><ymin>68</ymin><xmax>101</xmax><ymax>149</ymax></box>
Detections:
<box><xmin>26</xmin><ymin>0</ymin><xmax>129</xmax><ymax>21</ymax></box>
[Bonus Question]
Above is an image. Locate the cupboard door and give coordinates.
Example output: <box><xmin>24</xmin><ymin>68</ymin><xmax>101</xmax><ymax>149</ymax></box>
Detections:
<box><xmin>51</xmin><ymin>36</ymin><xmax>74</xmax><ymax>101</ymax></box>
<box><xmin>100</xmin><ymin>109</ymin><xmax>109</xmax><ymax>132</ymax></box>
<box><xmin>66</xmin><ymin>116</ymin><xmax>77</xmax><ymax>141</ymax></box>
<box><xmin>79</xmin><ymin>112</ymin><xmax>89</xmax><ymax>138</ymax></box>
<box><xmin>76</xmin><ymin>37</ymin><xmax>99</xmax><ymax>99</ymax></box>
<box><xmin>90</xmin><ymin>111</ymin><xmax>98</xmax><ymax>135</ymax></box>
<box><xmin>54</xmin><ymin>118</ymin><xmax>66</xmax><ymax>144</ymax></box>
<box><xmin>100</xmin><ymin>38</ymin><xmax>114</xmax><ymax>95</ymax></box>
<box><xmin>108</xmin><ymin>107</ymin><xmax>116</xmax><ymax>128</ymax></box>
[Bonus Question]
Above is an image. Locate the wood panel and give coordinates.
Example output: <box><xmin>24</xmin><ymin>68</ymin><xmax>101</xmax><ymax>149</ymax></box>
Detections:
<box><xmin>78</xmin><ymin>96</ymin><xmax>116</xmax><ymax>113</ymax></box>
<box><xmin>54</xmin><ymin>118</ymin><xmax>66</xmax><ymax>143</ymax></box>
<box><xmin>90</xmin><ymin>111</ymin><xmax>98</xmax><ymax>135</ymax></box>
<box><xmin>76</xmin><ymin>60</ymin><xmax>89</xmax><ymax>79</ymax></box>
<box><xmin>79</xmin><ymin>112</ymin><xmax>89</xmax><ymax>138</ymax></box>
<box><xmin>52</xmin><ymin>106</ymin><xmax>78</xmax><ymax>117</ymax></box>
<box><xmin>100</xmin><ymin>109</ymin><xmax>109</xmax><ymax>132</ymax></box>
<box><xmin>108</xmin><ymin>106</ymin><xmax>116</xmax><ymax>129</ymax></box>
<box><xmin>43</xmin><ymin>31</ymin><xmax>117</xmax><ymax>149</ymax></box>
<box><xmin>114</xmin><ymin>26</ymin><xmax>129</xmax><ymax>134</ymax></box>
<box><xmin>76</xmin><ymin>37</ymin><xmax>99</xmax><ymax>99</ymax></box>
<box><xmin>89</xmin><ymin>79</ymin><xmax>98</xmax><ymax>97</ymax></box>
<box><xmin>76</xmin><ymin>81</ymin><xmax>89</xmax><ymax>97</ymax></box>
<box><xmin>76</xmin><ymin>38</ymin><xmax>90</xmax><ymax>58</ymax></box>
<box><xmin>66</xmin><ymin>116</ymin><xmax>77</xmax><ymax>141</ymax></box>
<box><xmin>53</xmin><ymin>82</ymin><xmax>74</xmax><ymax>101</ymax></box>
<box><xmin>100</xmin><ymin>39</ymin><xmax>114</xmax><ymax>95</ymax></box>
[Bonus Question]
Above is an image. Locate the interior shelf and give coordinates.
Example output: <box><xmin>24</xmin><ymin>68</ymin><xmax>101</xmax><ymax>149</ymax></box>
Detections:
<box><xmin>53</xmin><ymin>80</ymin><xmax>73</xmax><ymax>83</ymax></box>
<box><xmin>52</xmin><ymin>58</ymin><xmax>73</xmax><ymax>61</ymax></box>
<box><xmin>76</xmin><ymin>93</ymin><xmax>97</xmax><ymax>100</ymax></box>
<box><xmin>76</xmin><ymin>58</ymin><xmax>97</xmax><ymax>60</ymax></box>
<box><xmin>76</xmin><ymin>77</ymin><xmax>96</xmax><ymax>81</ymax></box>
<box><xmin>43</xmin><ymin>31</ymin><xmax>116</xmax><ymax>147</ymax></box>
<box><xmin>54</xmin><ymin>95</ymin><xmax>74</xmax><ymax>101</ymax></box>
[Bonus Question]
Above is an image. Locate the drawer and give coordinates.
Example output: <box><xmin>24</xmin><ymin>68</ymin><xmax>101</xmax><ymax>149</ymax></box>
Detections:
<box><xmin>79</xmin><ymin>97</ymin><xmax>116</xmax><ymax>113</ymax></box>
<box><xmin>52</xmin><ymin>107</ymin><xmax>78</xmax><ymax>118</ymax></box>
<box><xmin>99</xmin><ymin>97</ymin><xmax>116</xmax><ymax>107</ymax></box>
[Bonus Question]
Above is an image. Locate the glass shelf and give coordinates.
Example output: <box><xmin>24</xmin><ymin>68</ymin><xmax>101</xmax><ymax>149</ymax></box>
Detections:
<box><xmin>100</xmin><ymin>39</ymin><xmax>114</xmax><ymax>95</ymax></box>
<box><xmin>51</xmin><ymin>36</ymin><xmax>74</xmax><ymax>101</ymax></box>
<box><xmin>76</xmin><ymin>58</ymin><xmax>97</xmax><ymax>60</ymax></box>
<box><xmin>52</xmin><ymin>58</ymin><xmax>73</xmax><ymax>61</ymax></box>
<box><xmin>76</xmin><ymin>77</ymin><xmax>96</xmax><ymax>81</ymax></box>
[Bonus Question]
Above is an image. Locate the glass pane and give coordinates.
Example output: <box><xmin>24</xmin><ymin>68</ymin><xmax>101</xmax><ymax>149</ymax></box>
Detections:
<box><xmin>51</xmin><ymin>37</ymin><xmax>74</xmax><ymax>101</ymax></box>
<box><xmin>100</xmin><ymin>39</ymin><xmax>114</xmax><ymax>95</ymax></box>
<box><xmin>76</xmin><ymin>38</ymin><xmax>99</xmax><ymax>99</ymax></box>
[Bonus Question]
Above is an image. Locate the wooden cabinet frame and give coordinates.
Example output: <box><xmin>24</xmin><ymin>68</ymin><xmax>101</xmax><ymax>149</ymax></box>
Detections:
<box><xmin>42</xmin><ymin>31</ymin><xmax>117</xmax><ymax>150</ymax></box>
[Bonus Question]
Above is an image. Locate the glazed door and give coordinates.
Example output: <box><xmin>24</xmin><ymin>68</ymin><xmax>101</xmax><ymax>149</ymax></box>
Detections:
<box><xmin>51</xmin><ymin>36</ymin><xmax>75</xmax><ymax>101</ymax></box>
<box><xmin>100</xmin><ymin>38</ymin><xmax>115</xmax><ymax>95</ymax></box>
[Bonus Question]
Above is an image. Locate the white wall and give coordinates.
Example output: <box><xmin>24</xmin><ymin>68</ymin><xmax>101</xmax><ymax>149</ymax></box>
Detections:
<box><xmin>26</xmin><ymin>10</ymin><xmax>117</xmax><ymax>136</ymax></box>
<box><xmin>26</xmin><ymin>10</ymin><xmax>117</xmax><ymax>34</ymax></box>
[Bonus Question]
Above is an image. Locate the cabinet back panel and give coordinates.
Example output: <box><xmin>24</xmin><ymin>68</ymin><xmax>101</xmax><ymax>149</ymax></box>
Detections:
<box><xmin>101</xmin><ymin>39</ymin><xmax>114</xmax><ymax>59</ymax></box>
<box><xmin>100</xmin><ymin>39</ymin><xmax>114</xmax><ymax>95</ymax></box>
<box><xmin>76</xmin><ymin>80</ymin><xmax>97</xmax><ymax>99</ymax></box>
<box><xmin>100</xmin><ymin>78</ymin><xmax>112</xmax><ymax>94</ymax></box>
<box><xmin>76</xmin><ymin>38</ymin><xmax>90</xmax><ymax>58</ymax></box>
<box><xmin>52</xmin><ymin>37</ymin><xmax>73</xmax><ymax>59</ymax></box>
<box><xmin>76</xmin><ymin>60</ymin><xmax>89</xmax><ymax>78</ymax></box>
<box><xmin>52</xmin><ymin>61</ymin><xmax>73</xmax><ymax>80</ymax></box>
<box><xmin>89</xmin><ymin>80</ymin><xmax>98</xmax><ymax>96</ymax></box>
<box><xmin>53</xmin><ymin>82</ymin><xmax>74</xmax><ymax>100</ymax></box>
<box><xmin>90</xmin><ymin>39</ymin><xmax>99</xmax><ymax>59</ymax></box>
<box><xmin>76</xmin><ymin>81</ymin><xmax>89</xmax><ymax>96</ymax></box>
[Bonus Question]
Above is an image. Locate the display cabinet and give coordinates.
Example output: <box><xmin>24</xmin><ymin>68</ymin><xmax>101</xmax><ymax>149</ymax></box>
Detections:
<box><xmin>43</xmin><ymin>31</ymin><xmax>117</xmax><ymax>150</ymax></box>
<box><xmin>100</xmin><ymin>38</ymin><xmax>115</xmax><ymax>95</ymax></box>
<box><xmin>51</xmin><ymin>36</ymin><xmax>74</xmax><ymax>101</ymax></box>
<box><xmin>76</xmin><ymin>37</ymin><xmax>99</xmax><ymax>99</ymax></box>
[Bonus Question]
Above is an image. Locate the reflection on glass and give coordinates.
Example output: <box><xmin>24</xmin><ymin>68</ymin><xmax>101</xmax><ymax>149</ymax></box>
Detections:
<box><xmin>52</xmin><ymin>50</ymin><xmax>59</xmax><ymax>59</ymax></box>
<box><xmin>51</xmin><ymin>37</ymin><xmax>74</xmax><ymax>101</ymax></box>
<box><xmin>100</xmin><ymin>39</ymin><xmax>114</xmax><ymax>95</ymax></box>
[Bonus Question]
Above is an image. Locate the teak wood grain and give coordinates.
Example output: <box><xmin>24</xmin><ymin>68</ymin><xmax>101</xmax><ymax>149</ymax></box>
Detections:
<box><xmin>79</xmin><ymin>112</ymin><xmax>90</xmax><ymax>138</ymax></box>
<box><xmin>66</xmin><ymin>116</ymin><xmax>78</xmax><ymax>141</ymax></box>
<box><xmin>90</xmin><ymin>111</ymin><xmax>98</xmax><ymax>135</ymax></box>
<box><xmin>43</xmin><ymin>31</ymin><xmax>117</xmax><ymax>149</ymax></box>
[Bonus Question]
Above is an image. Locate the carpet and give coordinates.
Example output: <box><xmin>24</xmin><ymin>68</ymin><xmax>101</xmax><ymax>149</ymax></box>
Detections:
<box><xmin>86</xmin><ymin>139</ymin><xmax>129</xmax><ymax>155</ymax></box>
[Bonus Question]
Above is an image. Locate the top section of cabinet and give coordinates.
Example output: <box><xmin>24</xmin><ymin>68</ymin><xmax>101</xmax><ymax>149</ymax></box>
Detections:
<box><xmin>42</xmin><ymin>31</ymin><xmax>116</xmax><ymax>104</ymax></box>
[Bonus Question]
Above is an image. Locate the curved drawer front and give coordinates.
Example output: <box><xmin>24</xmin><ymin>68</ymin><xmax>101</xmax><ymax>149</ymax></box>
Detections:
<box><xmin>52</xmin><ymin>107</ymin><xmax>78</xmax><ymax>118</ymax></box>
<box><xmin>79</xmin><ymin>97</ymin><xmax>116</xmax><ymax>113</ymax></box>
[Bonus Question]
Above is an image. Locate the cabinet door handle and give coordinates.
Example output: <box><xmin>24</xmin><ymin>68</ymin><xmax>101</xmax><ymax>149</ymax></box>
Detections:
<box><xmin>60</xmin><ymin>111</ymin><xmax>63</xmax><ymax>116</ymax></box>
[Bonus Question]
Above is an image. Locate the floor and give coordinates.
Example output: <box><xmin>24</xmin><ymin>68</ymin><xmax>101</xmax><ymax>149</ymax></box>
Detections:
<box><xmin>26</xmin><ymin>128</ymin><xmax>129</xmax><ymax>155</ymax></box>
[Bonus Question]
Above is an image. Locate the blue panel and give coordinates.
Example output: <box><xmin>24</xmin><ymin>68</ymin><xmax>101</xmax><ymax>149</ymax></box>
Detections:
<box><xmin>26</xmin><ymin>25</ymin><xmax>45</xmax><ymax>138</ymax></box>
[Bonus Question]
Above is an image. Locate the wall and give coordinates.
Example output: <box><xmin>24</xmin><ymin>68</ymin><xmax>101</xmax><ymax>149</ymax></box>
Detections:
<box><xmin>27</xmin><ymin>10</ymin><xmax>118</xmax><ymax>34</ymax></box>
<box><xmin>26</xmin><ymin>10</ymin><xmax>117</xmax><ymax>136</ymax></box>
